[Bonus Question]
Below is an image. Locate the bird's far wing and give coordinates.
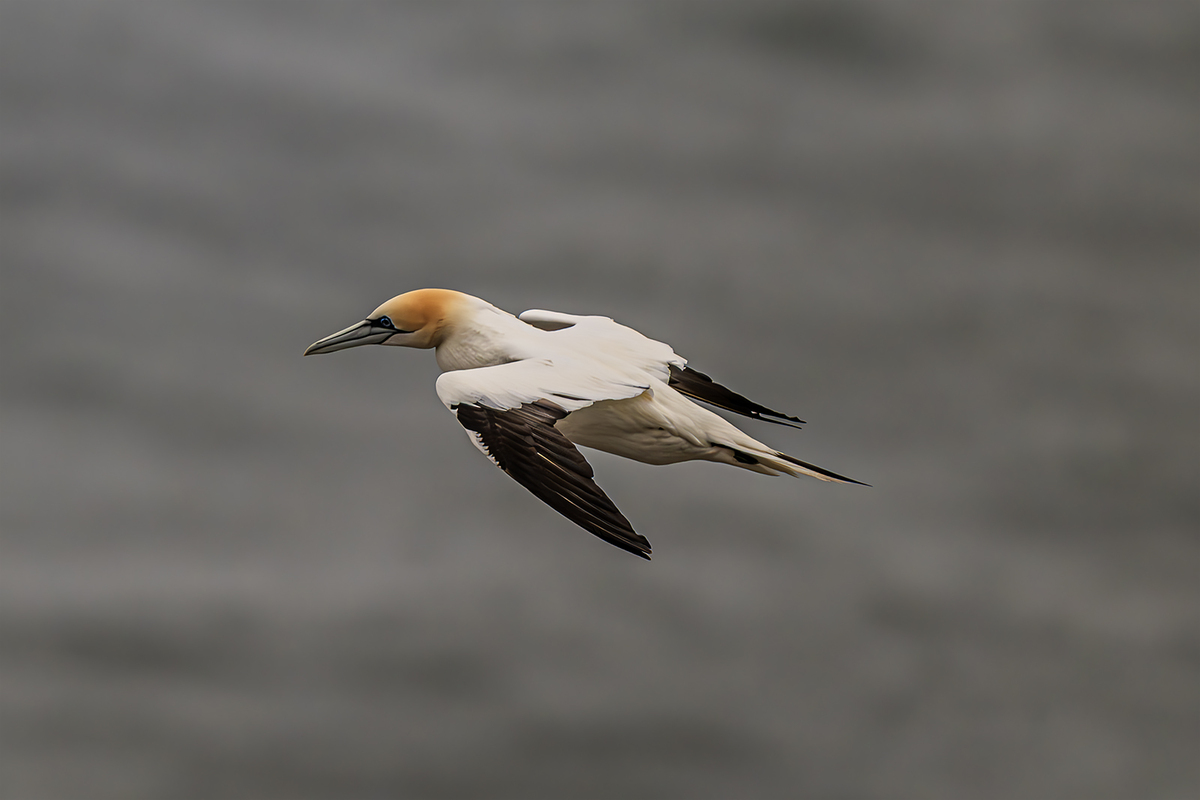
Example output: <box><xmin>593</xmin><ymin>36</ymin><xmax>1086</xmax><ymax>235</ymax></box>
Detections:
<box><xmin>436</xmin><ymin>359</ymin><xmax>653</xmax><ymax>559</ymax></box>
<box><xmin>668</xmin><ymin>365</ymin><xmax>806</xmax><ymax>429</ymax></box>
<box><xmin>519</xmin><ymin>309</ymin><xmax>685</xmax><ymax>383</ymax></box>
<box><xmin>516</xmin><ymin>309</ymin><xmax>579</xmax><ymax>332</ymax></box>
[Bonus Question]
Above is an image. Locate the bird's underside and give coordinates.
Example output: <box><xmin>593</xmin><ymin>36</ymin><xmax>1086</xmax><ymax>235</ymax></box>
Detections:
<box><xmin>450</xmin><ymin>366</ymin><xmax>860</xmax><ymax>560</ymax></box>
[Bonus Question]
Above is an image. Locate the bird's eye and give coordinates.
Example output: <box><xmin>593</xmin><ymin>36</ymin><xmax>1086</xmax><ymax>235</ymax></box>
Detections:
<box><xmin>377</xmin><ymin>316</ymin><xmax>394</xmax><ymax>329</ymax></box>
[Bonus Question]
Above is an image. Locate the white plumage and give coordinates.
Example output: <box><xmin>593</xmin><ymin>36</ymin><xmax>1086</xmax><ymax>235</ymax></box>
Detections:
<box><xmin>305</xmin><ymin>289</ymin><xmax>863</xmax><ymax>559</ymax></box>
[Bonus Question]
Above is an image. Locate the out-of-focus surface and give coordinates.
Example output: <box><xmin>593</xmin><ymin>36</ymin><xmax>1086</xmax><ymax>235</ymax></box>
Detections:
<box><xmin>2</xmin><ymin>3</ymin><xmax>1197</xmax><ymax>798</ymax></box>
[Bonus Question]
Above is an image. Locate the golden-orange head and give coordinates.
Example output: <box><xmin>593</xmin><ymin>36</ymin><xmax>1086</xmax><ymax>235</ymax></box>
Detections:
<box><xmin>304</xmin><ymin>288</ymin><xmax>469</xmax><ymax>355</ymax></box>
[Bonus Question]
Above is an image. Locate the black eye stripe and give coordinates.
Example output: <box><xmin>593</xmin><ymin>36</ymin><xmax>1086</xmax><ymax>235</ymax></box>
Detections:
<box><xmin>373</xmin><ymin>315</ymin><xmax>413</xmax><ymax>334</ymax></box>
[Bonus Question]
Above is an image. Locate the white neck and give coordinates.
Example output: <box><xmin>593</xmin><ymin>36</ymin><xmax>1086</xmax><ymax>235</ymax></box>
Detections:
<box><xmin>434</xmin><ymin>301</ymin><xmax>533</xmax><ymax>372</ymax></box>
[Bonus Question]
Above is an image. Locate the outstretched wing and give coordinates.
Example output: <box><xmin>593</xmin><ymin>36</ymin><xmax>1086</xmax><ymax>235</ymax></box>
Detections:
<box><xmin>668</xmin><ymin>365</ymin><xmax>805</xmax><ymax>429</ymax></box>
<box><xmin>454</xmin><ymin>400</ymin><xmax>651</xmax><ymax>559</ymax></box>
<box><xmin>520</xmin><ymin>311</ymin><xmax>802</xmax><ymax>430</ymax></box>
<box><xmin>519</xmin><ymin>309</ymin><xmax>685</xmax><ymax>383</ymax></box>
<box><xmin>436</xmin><ymin>359</ymin><xmax>653</xmax><ymax>559</ymax></box>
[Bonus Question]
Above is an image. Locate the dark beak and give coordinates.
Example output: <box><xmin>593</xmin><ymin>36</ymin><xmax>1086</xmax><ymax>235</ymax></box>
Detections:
<box><xmin>304</xmin><ymin>320</ymin><xmax>393</xmax><ymax>355</ymax></box>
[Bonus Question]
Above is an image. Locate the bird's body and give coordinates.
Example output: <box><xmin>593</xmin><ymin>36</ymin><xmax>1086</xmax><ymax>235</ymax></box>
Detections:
<box><xmin>306</xmin><ymin>289</ymin><xmax>863</xmax><ymax>559</ymax></box>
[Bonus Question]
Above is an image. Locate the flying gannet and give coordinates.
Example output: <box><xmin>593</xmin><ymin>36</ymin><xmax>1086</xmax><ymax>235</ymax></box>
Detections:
<box><xmin>305</xmin><ymin>289</ymin><xmax>864</xmax><ymax>559</ymax></box>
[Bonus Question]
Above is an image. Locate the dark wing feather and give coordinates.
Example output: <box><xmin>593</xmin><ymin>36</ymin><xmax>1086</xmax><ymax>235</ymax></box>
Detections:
<box><xmin>454</xmin><ymin>400</ymin><xmax>652</xmax><ymax>559</ymax></box>
<box><xmin>668</xmin><ymin>365</ymin><xmax>805</xmax><ymax>429</ymax></box>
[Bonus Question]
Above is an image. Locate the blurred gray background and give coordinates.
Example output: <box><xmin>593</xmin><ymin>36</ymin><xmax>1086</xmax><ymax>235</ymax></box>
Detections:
<box><xmin>2</xmin><ymin>2</ymin><xmax>1197</xmax><ymax>798</ymax></box>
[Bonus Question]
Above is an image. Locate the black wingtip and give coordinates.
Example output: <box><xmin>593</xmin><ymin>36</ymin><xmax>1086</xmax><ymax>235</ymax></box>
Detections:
<box><xmin>668</xmin><ymin>365</ymin><xmax>806</xmax><ymax>429</ymax></box>
<box><xmin>598</xmin><ymin>531</ymin><xmax>653</xmax><ymax>560</ymax></box>
<box><xmin>593</xmin><ymin>525</ymin><xmax>653</xmax><ymax>560</ymax></box>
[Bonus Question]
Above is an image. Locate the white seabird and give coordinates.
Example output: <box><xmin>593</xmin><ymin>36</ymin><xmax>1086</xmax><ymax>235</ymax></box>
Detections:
<box><xmin>305</xmin><ymin>288</ymin><xmax>864</xmax><ymax>559</ymax></box>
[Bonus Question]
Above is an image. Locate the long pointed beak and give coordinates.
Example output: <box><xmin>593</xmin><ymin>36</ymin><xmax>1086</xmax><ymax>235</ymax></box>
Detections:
<box><xmin>304</xmin><ymin>320</ymin><xmax>393</xmax><ymax>355</ymax></box>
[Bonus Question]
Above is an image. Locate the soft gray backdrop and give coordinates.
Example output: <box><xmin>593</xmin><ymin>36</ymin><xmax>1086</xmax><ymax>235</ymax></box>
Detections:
<box><xmin>2</xmin><ymin>3</ymin><xmax>1197</xmax><ymax>798</ymax></box>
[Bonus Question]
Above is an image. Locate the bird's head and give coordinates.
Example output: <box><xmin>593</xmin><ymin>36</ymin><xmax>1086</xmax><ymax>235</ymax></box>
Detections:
<box><xmin>304</xmin><ymin>288</ymin><xmax>466</xmax><ymax>355</ymax></box>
